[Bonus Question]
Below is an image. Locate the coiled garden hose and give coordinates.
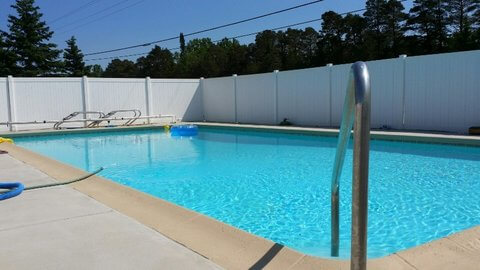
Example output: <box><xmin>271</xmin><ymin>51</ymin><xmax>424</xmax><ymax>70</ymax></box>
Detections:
<box><xmin>0</xmin><ymin>167</ymin><xmax>103</xmax><ymax>201</ymax></box>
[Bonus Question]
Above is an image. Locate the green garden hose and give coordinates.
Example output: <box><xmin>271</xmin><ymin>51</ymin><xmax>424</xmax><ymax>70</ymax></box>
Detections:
<box><xmin>1</xmin><ymin>167</ymin><xmax>103</xmax><ymax>200</ymax></box>
<box><xmin>24</xmin><ymin>167</ymin><xmax>104</xmax><ymax>191</ymax></box>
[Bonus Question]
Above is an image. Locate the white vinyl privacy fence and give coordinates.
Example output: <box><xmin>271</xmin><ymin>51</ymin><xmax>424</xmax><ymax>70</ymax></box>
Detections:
<box><xmin>1</xmin><ymin>50</ymin><xmax>479</xmax><ymax>133</ymax></box>
<box><xmin>0</xmin><ymin>77</ymin><xmax>202</xmax><ymax>131</ymax></box>
<box><xmin>202</xmin><ymin>50</ymin><xmax>480</xmax><ymax>133</ymax></box>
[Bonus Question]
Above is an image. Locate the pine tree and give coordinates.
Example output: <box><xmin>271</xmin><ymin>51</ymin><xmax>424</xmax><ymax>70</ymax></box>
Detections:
<box><xmin>0</xmin><ymin>30</ymin><xmax>16</xmax><ymax>76</ymax></box>
<box><xmin>384</xmin><ymin>0</ymin><xmax>408</xmax><ymax>57</ymax></box>
<box><xmin>63</xmin><ymin>36</ymin><xmax>86</xmax><ymax>76</ymax></box>
<box><xmin>317</xmin><ymin>11</ymin><xmax>345</xmax><ymax>65</ymax></box>
<box><xmin>363</xmin><ymin>0</ymin><xmax>388</xmax><ymax>59</ymax></box>
<box><xmin>179</xmin><ymin>33</ymin><xmax>186</xmax><ymax>55</ymax></box>
<box><xmin>251</xmin><ymin>31</ymin><xmax>282</xmax><ymax>73</ymax></box>
<box><xmin>476</xmin><ymin>6</ymin><xmax>480</xmax><ymax>46</ymax></box>
<box><xmin>6</xmin><ymin>0</ymin><xmax>61</xmax><ymax>76</ymax></box>
<box><xmin>408</xmin><ymin>0</ymin><xmax>449</xmax><ymax>54</ymax></box>
<box><xmin>445</xmin><ymin>0</ymin><xmax>479</xmax><ymax>50</ymax></box>
<box><xmin>343</xmin><ymin>14</ymin><xmax>367</xmax><ymax>62</ymax></box>
<box><xmin>176</xmin><ymin>32</ymin><xmax>187</xmax><ymax>77</ymax></box>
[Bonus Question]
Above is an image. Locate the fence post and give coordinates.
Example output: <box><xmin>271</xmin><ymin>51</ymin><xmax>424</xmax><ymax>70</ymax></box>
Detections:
<box><xmin>6</xmin><ymin>75</ymin><xmax>16</xmax><ymax>131</ymax></box>
<box><xmin>81</xmin><ymin>76</ymin><xmax>90</xmax><ymax>127</ymax></box>
<box><xmin>399</xmin><ymin>55</ymin><xmax>407</xmax><ymax>129</ymax></box>
<box><xmin>145</xmin><ymin>77</ymin><xmax>152</xmax><ymax>124</ymax></box>
<box><xmin>273</xmin><ymin>70</ymin><xmax>279</xmax><ymax>125</ymax></box>
<box><xmin>327</xmin><ymin>63</ymin><xmax>333</xmax><ymax>127</ymax></box>
<box><xmin>232</xmin><ymin>74</ymin><xmax>238</xmax><ymax>123</ymax></box>
<box><xmin>200</xmin><ymin>77</ymin><xmax>205</xmax><ymax>121</ymax></box>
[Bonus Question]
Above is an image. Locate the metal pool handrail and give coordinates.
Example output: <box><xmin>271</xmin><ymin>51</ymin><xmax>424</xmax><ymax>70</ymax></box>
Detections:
<box><xmin>330</xmin><ymin>61</ymin><xmax>371</xmax><ymax>270</ymax></box>
<box><xmin>87</xmin><ymin>109</ymin><xmax>142</xmax><ymax>127</ymax></box>
<box><xmin>54</xmin><ymin>111</ymin><xmax>105</xmax><ymax>129</ymax></box>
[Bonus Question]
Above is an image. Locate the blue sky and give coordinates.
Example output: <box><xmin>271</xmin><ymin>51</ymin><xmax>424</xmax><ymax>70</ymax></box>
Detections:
<box><xmin>0</xmin><ymin>0</ymin><xmax>413</xmax><ymax>67</ymax></box>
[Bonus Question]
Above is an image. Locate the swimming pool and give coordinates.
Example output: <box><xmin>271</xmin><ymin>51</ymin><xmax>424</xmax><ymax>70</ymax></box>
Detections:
<box><xmin>15</xmin><ymin>127</ymin><xmax>480</xmax><ymax>258</ymax></box>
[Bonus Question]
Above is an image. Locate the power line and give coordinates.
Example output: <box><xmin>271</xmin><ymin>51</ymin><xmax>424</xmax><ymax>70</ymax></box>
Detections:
<box><xmin>55</xmin><ymin>0</ymin><xmax>133</xmax><ymax>31</ymax></box>
<box><xmin>57</xmin><ymin>0</ymin><xmax>147</xmax><ymax>35</ymax></box>
<box><xmin>85</xmin><ymin>7</ymin><xmax>367</xmax><ymax>62</ymax></box>
<box><xmin>49</xmin><ymin>0</ymin><xmax>100</xmax><ymax>24</ymax></box>
<box><xmin>84</xmin><ymin>0</ymin><xmax>326</xmax><ymax>56</ymax></box>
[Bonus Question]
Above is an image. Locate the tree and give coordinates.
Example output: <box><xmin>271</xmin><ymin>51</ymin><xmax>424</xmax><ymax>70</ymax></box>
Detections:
<box><xmin>63</xmin><ymin>36</ymin><xmax>86</xmax><ymax>76</ymax></box>
<box><xmin>103</xmin><ymin>59</ymin><xmax>138</xmax><ymax>77</ymax></box>
<box><xmin>214</xmin><ymin>38</ymin><xmax>248</xmax><ymax>76</ymax></box>
<box><xmin>182</xmin><ymin>38</ymin><xmax>220</xmax><ymax>77</ymax></box>
<box><xmin>343</xmin><ymin>14</ymin><xmax>367</xmax><ymax>62</ymax></box>
<box><xmin>86</xmin><ymin>64</ymin><xmax>103</xmax><ymax>77</ymax></box>
<box><xmin>175</xmin><ymin>32</ymin><xmax>187</xmax><ymax>77</ymax></box>
<box><xmin>299</xmin><ymin>27</ymin><xmax>319</xmax><ymax>68</ymax></box>
<box><xmin>278</xmin><ymin>29</ymin><xmax>306</xmax><ymax>70</ymax></box>
<box><xmin>475</xmin><ymin>7</ymin><xmax>480</xmax><ymax>46</ymax></box>
<box><xmin>383</xmin><ymin>0</ymin><xmax>409</xmax><ymax>57</ymax></box>
<box><xmin>445</xmin><ymin>0</ymin><xmax>479</xmax><ymax>50</ymax></box>
<box><xmin>317</xmin><ymin>11</ymin><xmax>345</xmax><ymax>65</ymax></box>
<box><xmin>179</xmin><ymin>32</ymin><xmax>186</xmax><ymax>55</ymax></box>
<box><xmin>363</xmin><ymin>0</ymin><xmax>389</xmax><ymax>59</ymax></box>
<box><xmin>0</xmin><ymin>30</ymin><xmax>16</xmax><ymax>76</ymax></box>
<box><xmin>250</xmin><ymin>30</ymin><xmax>282</xmax><ymax>73</ymax></box>
<box><xmin>408</xmin><ymin>0</ymin><xmax>450</xmax><ymax>54</ymax></box>
<box><xmin>6</xmin><ymin>0</ymin><xmax>61</xmax><ymax>76</ymax></box>
<box><xmin>136</xmin><ymin>46</ymin><xmax>175</xmax><ymax>78</ymax></box>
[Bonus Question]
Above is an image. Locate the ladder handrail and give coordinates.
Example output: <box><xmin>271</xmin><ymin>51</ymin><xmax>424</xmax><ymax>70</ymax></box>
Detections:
<box><xmin>330</xmin><ymin>61</ymin><xmax>371</xmax><ymax>270</ymax></box>
<box><xmin>87</xmin><ymin>109</ymin><xmax>142</xmax><ymax>127</ymax></box>
<box><xmin>54</xmin><ymin>111</ymin><xmax>105</xmax><ymax>130</ymax></box>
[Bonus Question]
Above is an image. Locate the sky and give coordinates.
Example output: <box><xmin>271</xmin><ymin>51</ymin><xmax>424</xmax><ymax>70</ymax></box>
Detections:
<box><xmin>0</xmin><ymin>0</ymin><xmax>413</xmax><ymax>67</ymax></box>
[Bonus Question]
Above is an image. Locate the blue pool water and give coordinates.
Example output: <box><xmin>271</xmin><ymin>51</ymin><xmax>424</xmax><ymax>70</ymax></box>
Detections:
<box><xmin>15</xmin><ymin>128</ymin><xmax>480</xmax><ymax>258</ymax></box>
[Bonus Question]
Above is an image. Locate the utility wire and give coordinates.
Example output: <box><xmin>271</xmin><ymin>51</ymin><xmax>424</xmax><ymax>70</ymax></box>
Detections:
<box><xmin>57</xmin><ymin>0</ymin><xmax>147</xmax><ymax>35</ymax></box>
<box><xmin>49</xmin><ymin>0</ymin><xmax>101</xmax><ymax>24</ymax></box>
<box><xmin>55</xmin><ymin>0</ymin><xmax>133</xmax><ymax>31</ymax></box>
<box><xmin>84</xmin><ymin>0</ymin><xmax>326</xmax><ymax>56</ymax></box>
<box><xmin>85</xmin><ymin>7</ymin><xmax>366</xmax><ymax>62</ymax></box>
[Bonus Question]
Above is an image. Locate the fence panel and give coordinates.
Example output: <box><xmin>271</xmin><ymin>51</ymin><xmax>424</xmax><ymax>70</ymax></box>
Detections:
<box><xmin>0</xmin><ymin>78</ymin><xmax>8</xmax><ymax>131</ymax></box>
<box><xmin>404</xmin><ymin>51</ymin><xmax>480</xmax><ymax>133</ymax></box>
<box><xmin>88</xmin><ymin>78</ymin><xmax>147</xmax><ymax>125</ymax></box>
<box><xmin>367</xmin><ymin>58</ymin><xmax>405</xmax><ymax>129</ymax></box>
<box><xmin>277</xmin><ymin>67</ymin><xmax>330</xmax><ymax>126</ymax></box>
<box><xmin>202</xmin><ymin>77</ymin><xmax>236</xmax><ymax>123</ymax></box>
<box><xmin>330</xmin><ymin>64</ymin><xmax>351</xmax><ymax>127</ymax></box>
<box><xmin>150</xmin><ymin>79</ymin><xmax>202</xmax><ymax>122</ymax></box>
<box><xmin>236</xmin><ymin>72</ymin><xmax>275</xmax><ymax>125</ymax></box>
<box><xmin>13</xmin><ymin>77</ymin><xmax>83</xmax><ymax>130</ymax></box>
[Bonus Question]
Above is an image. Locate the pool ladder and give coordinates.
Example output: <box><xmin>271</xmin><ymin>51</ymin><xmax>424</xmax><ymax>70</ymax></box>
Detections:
<box><xmin>54</xmin><ymin>111</ymin><xmax>105</xmax><ymax>129</ymax></box>
<box><xmin>87</xmin><ymin>109</ymin><xmax>141</xmax><ymax>127</ymax></box>
<box><xmin>54</xmin><ymin>109</ymin><xmax>142</xmax><ymax>129</ymax></box>
<box><xmin>330</xmin><ymin>62</ymin><xmax>371</xmax><ymax>270</ymax></box>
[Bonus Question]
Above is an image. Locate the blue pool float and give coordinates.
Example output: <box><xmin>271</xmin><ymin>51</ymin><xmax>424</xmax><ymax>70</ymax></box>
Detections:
<box><xmin>170</xmin><ymin>125</ymin><xmax>199</xmax><ymax>137</ymax></box>
<box><xmin>0</xmin><ymin>182</ymin><xmax>24</xmax><ymax>201</ymax></box>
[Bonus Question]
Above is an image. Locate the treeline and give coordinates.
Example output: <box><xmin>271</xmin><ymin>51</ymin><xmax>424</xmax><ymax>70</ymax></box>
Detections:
<box><xmin>1</xmin><ymin>0</ymin><xmax>480</xmax><ymax>78</ymax></box>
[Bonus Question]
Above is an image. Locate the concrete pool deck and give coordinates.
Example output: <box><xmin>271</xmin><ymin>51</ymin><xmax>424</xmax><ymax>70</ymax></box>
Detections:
<box><xmin>1</xmin><ymin>124</ymin><xmax>480</xmax><ymax>269</ymax></box>
<box><xmin>0</xmin><ymin>152</ymin><xmax>222</xmax><ymax>270</ymax></box>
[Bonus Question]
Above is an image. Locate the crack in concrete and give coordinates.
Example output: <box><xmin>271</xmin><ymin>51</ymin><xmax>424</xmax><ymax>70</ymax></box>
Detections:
<box><xmin>0</xmin><ymin>210</ymin><xmax>113</xmax><ymax>233</ymax></box>
<box><xmin>394</xmin><ymin>253</ymin><xmax>419</xmax><ymax>270</ymax></box>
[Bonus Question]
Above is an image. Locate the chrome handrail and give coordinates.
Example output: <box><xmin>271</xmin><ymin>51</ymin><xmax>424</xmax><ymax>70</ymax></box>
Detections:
<box><xmin>54</xmin><ymin>111</ymin><xmax>105</xmax><ymax>130</ymax></box>
<box><xmin>87</xmin><ymin>109</ymin><xmax>142</xmax><ymax>127</ymax></box>
<box><xmin>330</xmin><ymin>61</ymin><xmax>371</xmax><ymax>270</ymax></box>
